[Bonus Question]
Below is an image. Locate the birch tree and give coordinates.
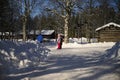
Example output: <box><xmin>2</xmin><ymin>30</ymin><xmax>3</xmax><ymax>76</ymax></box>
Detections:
<box><xmin>47</xmin><ymin>0</ymin><xmax>78</xmax><ymax>43</ymax></box>
<box><xmin>19</xmin><ymin>0</ymin><xmax>43</xmax><ymax>41</ymax></box>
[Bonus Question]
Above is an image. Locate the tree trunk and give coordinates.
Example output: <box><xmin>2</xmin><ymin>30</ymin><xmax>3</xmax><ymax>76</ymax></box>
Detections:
<box><xmin>86</xmin><ymin>24</ymin><xmax>91</xmax><ymax>43</ymax></box>
<box><xmin>64</xmin><ymin>16</ymin><xmax>69</xmax><ymax>43</ymax></box>
<box><xmin>23</xmin><ymin>16</ymin><xmax>27</xmax><ymax>41</ymax></box>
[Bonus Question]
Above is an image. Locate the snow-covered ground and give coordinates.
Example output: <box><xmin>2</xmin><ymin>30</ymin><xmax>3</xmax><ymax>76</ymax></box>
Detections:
<box><xmin>0</xmin><ymin>38</ymin><xmax>120</xmax><ymax>80</ymax></box>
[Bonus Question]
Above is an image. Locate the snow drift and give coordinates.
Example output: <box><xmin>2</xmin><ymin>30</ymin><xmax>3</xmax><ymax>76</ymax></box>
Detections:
<box><xmin>100</xmin><ymin>42</ymin><xmax>120</xmax><ymax>60</ymax></box>
<box><xmin>0</xmin><ymin>40</ymin><xmax>50</xmax><ymax>71</ymax></box>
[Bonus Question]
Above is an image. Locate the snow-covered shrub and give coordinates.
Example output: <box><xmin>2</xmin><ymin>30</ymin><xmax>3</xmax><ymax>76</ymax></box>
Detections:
<box><xmin>69</xmin><ymin>37</ymin><xmax>88</xmax><ymax>43</ymax></box>
<box><xmin>0</xmin><ymin>40</ymin><xmax>50</xmax><ymax>70</ymax></box>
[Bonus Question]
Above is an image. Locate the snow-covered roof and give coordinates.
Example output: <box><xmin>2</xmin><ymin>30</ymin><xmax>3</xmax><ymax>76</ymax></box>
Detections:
<box><xmin>96</xmin><ymin>22</ymin><xmax>120</xmax><ymax>31</ymax></box>
<box><xmin>29</xmin><ymin>30</ymin><xmax>40</xmax><ymax>35</ymax></box>
<box><xmin>0</xmin><ymin>32</ymin><xmax>14</xmax><ymax>35</ymax></box>
<box><xmin>16</xmin><ymin>30</ymin><xmax>40</xmax><ymax>35</ymax></box>
<box><xmin>41</xmin><ymin>30</ymin><xmax>55</xmax><ymax>35</ymax></box>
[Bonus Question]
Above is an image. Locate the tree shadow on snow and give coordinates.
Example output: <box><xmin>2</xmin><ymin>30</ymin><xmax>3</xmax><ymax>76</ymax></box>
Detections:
<box><xmin>5</xmin><ymin>42</ymin><xmax>120</xmax><ymax>80</ymax></box>
<box><xmin>73</xmin><ymin>41</ymin><xmax>120</xmax><ymax>80</ymax></box>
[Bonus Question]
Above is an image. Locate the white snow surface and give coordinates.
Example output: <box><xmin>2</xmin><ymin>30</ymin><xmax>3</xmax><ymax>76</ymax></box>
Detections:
<box><xmin>0</xmin><ymin>39</ymin><xmax>120</xmax><ymax>80</ymax></box>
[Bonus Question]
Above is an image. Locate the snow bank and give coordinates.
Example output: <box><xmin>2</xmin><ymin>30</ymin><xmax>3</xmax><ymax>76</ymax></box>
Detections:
<box><xmin>69</xmin><ymin>37</ymin><xmax>98</xmax><ymax>43</ymax></box>
<box><xmin>0</xmin><ymin>40</ymin><xmax>50</xmax><ymax>70</ymax></box>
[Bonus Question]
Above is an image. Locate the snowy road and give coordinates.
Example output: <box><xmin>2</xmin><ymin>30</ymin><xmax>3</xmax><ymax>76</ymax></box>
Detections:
<box><xmin>30</xmin><ymin>43</ymin><xmax>120</xmax><ymax>80</ymax></box>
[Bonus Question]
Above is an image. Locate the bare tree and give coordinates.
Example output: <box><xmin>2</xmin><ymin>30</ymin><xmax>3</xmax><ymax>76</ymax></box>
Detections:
<box><xmin>80</xmin><ymin>0</ymin><xmax>97</xmax><ymax>42</ymax></box>
<box><xmin>47</xmin><ymin>0</ymin><xmax>78</xmax><ymax>43</ymax></box>
<box><xmin>18</xmin><ymin>0</ymin><xmax>43</xmax><ymax>41</ymax></box>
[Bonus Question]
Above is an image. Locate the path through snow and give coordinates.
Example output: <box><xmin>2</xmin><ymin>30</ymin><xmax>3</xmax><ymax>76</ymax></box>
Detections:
<box><xmin>30</xmin><ymin>42</ymin><xmax>120</xmax><ymax>80</ymax></box>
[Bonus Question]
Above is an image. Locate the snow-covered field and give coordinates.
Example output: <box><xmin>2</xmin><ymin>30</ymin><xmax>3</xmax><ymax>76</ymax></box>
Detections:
<box><xmin>0</xmin><ymin>38</ymin><xmax>120</xmax><ymax>80</ymax></box>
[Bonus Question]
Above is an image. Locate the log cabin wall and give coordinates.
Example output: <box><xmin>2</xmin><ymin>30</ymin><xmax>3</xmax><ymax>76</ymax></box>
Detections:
<box><xmin>97</xmin><ymin>25</ymin><xmax>120</xmax><ymax>42</ymax></box>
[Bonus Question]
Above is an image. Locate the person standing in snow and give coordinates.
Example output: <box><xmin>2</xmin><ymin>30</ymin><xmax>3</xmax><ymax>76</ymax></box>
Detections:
<box><xmin>37</xmin><ymin>34</ymin><xmax>43</xmax><ymax>43</ymax></box>
<box><xmin>57</xmin><ymin>34</ymin><xmax>63</xmax><ymax>49</ymax></box>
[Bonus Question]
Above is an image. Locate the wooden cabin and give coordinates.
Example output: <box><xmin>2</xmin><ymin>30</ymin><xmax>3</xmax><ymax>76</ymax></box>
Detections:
<box><xmin>96</xmin><ymin>22</ymin><xmax>120</xmax><ymax>42</ymax></box>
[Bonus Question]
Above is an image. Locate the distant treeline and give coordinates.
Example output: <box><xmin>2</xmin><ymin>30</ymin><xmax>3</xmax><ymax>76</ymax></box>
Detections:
<box><xmin>0</xmin><ymin>0</ymin><xmax>120</xmax><ymax>40</ymax></box>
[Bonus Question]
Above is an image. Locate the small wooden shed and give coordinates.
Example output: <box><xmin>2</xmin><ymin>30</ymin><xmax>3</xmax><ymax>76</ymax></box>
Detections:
<box><xmin>96</xmin><ymin>22</ymin><xmax>120</xmax><ymax>42</ymax></box>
